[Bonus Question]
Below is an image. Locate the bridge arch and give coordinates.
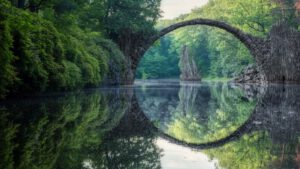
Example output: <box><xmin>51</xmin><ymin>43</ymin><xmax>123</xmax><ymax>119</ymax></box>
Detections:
<box><xmin>145</xmin><ymin>105</ymin><xmax>257</xmax><ymax>150</ymax></box>
<box><xmin>131</xmin><ymin>18</ymin><xmax>265</xmax><ymax>80</ymax></box>
<box><xmin>152</xmin><ymin>113</ymin><xmax>255</xmax><ymax>150</ymax></box>
<box><xmin>147</xmin><ymin>18</ymin><xmax>263</xmax><ymax>55</ymax></box>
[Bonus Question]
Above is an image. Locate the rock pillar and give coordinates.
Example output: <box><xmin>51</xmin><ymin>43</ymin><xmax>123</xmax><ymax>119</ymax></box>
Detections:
<box><xmin>179</xmin><ymin>45</ymin><xmax>201</xmax><ymax>81</ymax></box>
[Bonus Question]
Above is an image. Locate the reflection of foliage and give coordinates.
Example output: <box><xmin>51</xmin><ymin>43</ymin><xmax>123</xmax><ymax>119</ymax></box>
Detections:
<box><xmin>98</xmin><ymin>136</ymin><xmax>162</xmax><ymax>169</ymax></box>
<box><xmin>205</xmin><ymin>131</ymin><xmax>276</xmax><ymax>169</ymax></box>
<box><xmin>205</xmin><ymin>131</ymin><xmax>300</xmax><ymax>169</ymax></box>
<box><xmin>166</xmin><ymin>83</ymin><xmax>256</xmax><ymax>144</ymax></box>
<box><xmin>0</xmin><ymin>110</ymin><xmax>18</xmax><ymax>169</ymax></box>
<box><xmin>202</xmin><ymin>85</ymin><xmax>300</xmax><ymax>169</ymax></box>
<box><xmin>0</xmin><ymin>90</ymin><xmax>130</xmax><ymax>169</ymax></box>
<box><xmin>136</xmin><ymin>82</ymin><xmax>300</xmax><ymax>169</ymax></box>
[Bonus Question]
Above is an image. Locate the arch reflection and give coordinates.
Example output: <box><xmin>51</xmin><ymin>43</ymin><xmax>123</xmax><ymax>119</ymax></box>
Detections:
<box><xmin>1</xmin><ymin>82</ymin><xmax>300</xmax><ymax>169</ymax></box>
<box><xmin>135</xmin><ymin>82</ymin><xmax>257</xmax><ymax>146</ymax></box>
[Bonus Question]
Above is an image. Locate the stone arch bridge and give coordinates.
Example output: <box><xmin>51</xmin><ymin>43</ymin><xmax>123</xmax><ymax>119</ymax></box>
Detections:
<box><xmin>125</xmin><ymin>18</ymin><xmax>300</xmax><ymax>84</ymax></box>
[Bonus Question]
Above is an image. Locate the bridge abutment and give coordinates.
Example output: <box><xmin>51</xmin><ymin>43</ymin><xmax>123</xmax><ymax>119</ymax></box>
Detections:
<box><xmin>235</xmin><ymin>21</ymin><xmax>300</xmax><ymax>84</ymax></box>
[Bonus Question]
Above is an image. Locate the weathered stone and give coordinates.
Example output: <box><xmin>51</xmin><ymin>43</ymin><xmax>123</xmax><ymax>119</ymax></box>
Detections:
<box><xmin>234</xmin><ymin>21</ymin><xmax>300</xmax><ymax>84</ymax></box>
<box><xmin>233</xmin><ymin>64</ymin><xmax>265</xmax><ymax>84</ymax></box>
<box><xmin>179</xmin><ymin>45</ymin><xmax>201</xmax><ymax>81</ymax></box>
<box><xmin>265</xmin><ymin>22</ymin><xmax>300</xmax><ymax>84</ymax></box>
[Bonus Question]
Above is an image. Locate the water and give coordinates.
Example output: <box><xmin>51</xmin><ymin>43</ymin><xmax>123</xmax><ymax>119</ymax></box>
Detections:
<box><xmin>1</xmin><ymin>80</ymin><xmax>300</xmax><ymax>169</ymax></box>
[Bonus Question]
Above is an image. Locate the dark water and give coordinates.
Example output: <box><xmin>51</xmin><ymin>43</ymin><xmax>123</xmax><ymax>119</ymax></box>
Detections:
<box><xmin>1</xmin><ymin>80</ymin><xmax>300</xmax><ymax>169</ymax></box>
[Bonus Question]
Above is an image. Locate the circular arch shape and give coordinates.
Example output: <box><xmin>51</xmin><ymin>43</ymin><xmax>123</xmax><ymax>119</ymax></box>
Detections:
<box><xmin>147</xmin><ymin>18</ymin><xmax>261</xmax><ymax>53</ymax></box>
<box><xmin>131</xmin><ymin>18</ymin><xmax>265</xmax><ymax>84</ymax></box>
<box><xmin>149</xmin><ymin>109</ymin><xmax>256</xmax><ymax>150</ymax></box>
<box><xmin>132</xmin><ymin>20</ymin><xmax>264</xmax><ymax>146</ymax></box>
<box><xmin>132</xmin><ymin>91</ymin><xmax>259</xmax><ymax>150</ymax></box>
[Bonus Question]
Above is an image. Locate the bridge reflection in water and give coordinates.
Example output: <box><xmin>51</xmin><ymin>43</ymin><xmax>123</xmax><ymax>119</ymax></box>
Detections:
<box><xmin>1</xmin><ymin>81</ymin><xmax>300</xmax><ymax>169</ymax></box>
<box><xmin>109</xmin><ymin>81</ymin><xmax>300</xmax><ymax>169</ymax></box>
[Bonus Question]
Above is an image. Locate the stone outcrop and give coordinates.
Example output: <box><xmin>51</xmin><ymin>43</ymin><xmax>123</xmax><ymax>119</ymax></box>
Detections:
<box><xmin>179</xmin><ymin>45</ymin><xmax>201</xmax><ymax>81</ymax></box>
<box><xmin>234</xmin><ymin>21</ymin><xmax>300</xmax><ymax>84</ymax></box>
<box><xmin>233</xmin><ymin>64</ymin><xmax>265</xmax><ymax>84</ymax></box>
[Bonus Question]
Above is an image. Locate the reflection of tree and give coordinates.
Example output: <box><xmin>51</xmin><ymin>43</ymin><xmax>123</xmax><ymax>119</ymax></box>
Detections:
<box><xmin>99</xmin><ymin>136</ymin><xmax>162</xmax><ymax>169</ymax></box>
<box><xmin>0</xmin><ymin>110</ymin><xmax>18</xmax><ymax>169</ymax></box>
<box><xmin>204</xmin><ymin>131</ymin><xmax>275</xmax><ymax>169</ymax></box>
<box><xmin>3</xmin><ymin>83</ymin><xmax>300</xmax><ymax>169</ymax></box>
<box><xmin>204</xmin><ymin>131</ymin><xmax>300</xmax><ymax>169</ymax></box>
<box><xmin>177</xmin><ymin>84</ymin><xmax>211</xmax><ymax>122</ymax></box>
<box><xmin>204</xmin><ymin>85</ymin><xmax>300</xmax><ymax>169</ymax></box>
<box><xmin>0</xmin><ymin>89</ymin><xmax>131</xmax><ymax>169</ymax></box>
<box><xmin>97</xmin><ymin>97</ymin><xmax>163</xmax><ymax>169</ymax></box>
<box><xmin>137</xmin><ymin>82</ymin><xmax>256</xmax><ymax>144</ymax></box>
<box><xmin>136</xmin><ymin>86</ymin><xmax>180</xmax><ymax>131</ymax></box>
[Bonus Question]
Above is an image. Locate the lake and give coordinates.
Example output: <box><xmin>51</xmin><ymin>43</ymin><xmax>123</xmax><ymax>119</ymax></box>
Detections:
<box><xmin>1</xmin><ymin>79</ymin><xmax>300</xmax><ymax>169</ymax></box>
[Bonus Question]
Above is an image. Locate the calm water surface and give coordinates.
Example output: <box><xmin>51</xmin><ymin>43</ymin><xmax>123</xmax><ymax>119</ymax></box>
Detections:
<box><xmin>1</xmin><ymin>80</ymin><xmax>300</xmax><ymax>169</ymax></box>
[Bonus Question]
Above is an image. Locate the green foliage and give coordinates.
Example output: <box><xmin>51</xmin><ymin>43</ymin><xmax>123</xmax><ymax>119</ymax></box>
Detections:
<box><xmin>0</xmin><ymin>0</ymin><xmax>128</xmax><ymax>97</ymax></box>
<box><xmin>204</xmin><ymin>129</ymin><xmax>300</xmax><ymax>169</ymax></box>
<box><xmin>136</xmin><ymin>36</ymin><xmax>180</xmax><ymax>79</ymax></box>
<box><xmin>1</xmin><ymin>0</ymin><xmax>164</xmax><ymax>97</ymax></box>
<box><xmin>104</xmin><ymin>0</ymin><xmax>162</xmax><ymax>66</ymax></box>
<box><xmin>137</xmin><ymin>0</ymin><xmax>298</xmax><ymax>80</ymax></box>
<box><xmin>0</xmin><ymin>18</ymin><xmax>17</xmax><ymax>98</ymax></box>
<box><xmin>204</xmin><ymin>131</ymin><xmax>277</xmax><ymax>169</ymax></box>
<box><xmin>101</xmin><ymin>136</ymin><xmax>162</xmax><ymax>169</ymax></box>
<box><xmin>177</xmin><ymin>0</ymin><xmax>283</xmax><ymax>78</ymax></box>
<box><xmin>104</xmin><ymin>0</ymin><xmax>161</xmax><ymax>36</ymax></box>
<box><xmin>96</xmin><ymin>38</ymin><xmax>129</xmax><ymax>84</ymax></box>
<box><xmin>8</xmin><ymin>12</ymin><xmax>64</xmax><ymax>92</ymax></box>
<box><xmin>61</xmin><ymin>60</ymin><xmax>82</xmax><ymax>89</ymax></box>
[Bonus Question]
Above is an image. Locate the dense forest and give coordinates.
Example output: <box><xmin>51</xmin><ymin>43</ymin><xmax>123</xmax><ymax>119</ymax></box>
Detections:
<box><xmin>0</xmin><ymin>0</ymin><xmax>161</xmax><ymax>98</ymax></box>
<box><xmin>1</xmin><ymin>0</ymin><xmax>300</xmax><ymax>98</ymax></box>
<box><xmin>136</xmin><ymin>0</ymin><xmax>300</xmax><ymax>79</ymax></box>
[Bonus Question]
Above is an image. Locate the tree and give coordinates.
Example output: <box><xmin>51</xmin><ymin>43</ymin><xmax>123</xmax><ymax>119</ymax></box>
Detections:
<box><xmin>103</xmin><ymin>0</ymin><xmax>162</xmax><ymax>79</ymax></box>
<box><xmin>272</xmin><ymin>0</ymin><xmax>300</xmax><ymax>25</ymax></box>
<box><xmin>0</xmin><ymin>0</ymin><xmax>126</xmax><ymax>97</ymax></box>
